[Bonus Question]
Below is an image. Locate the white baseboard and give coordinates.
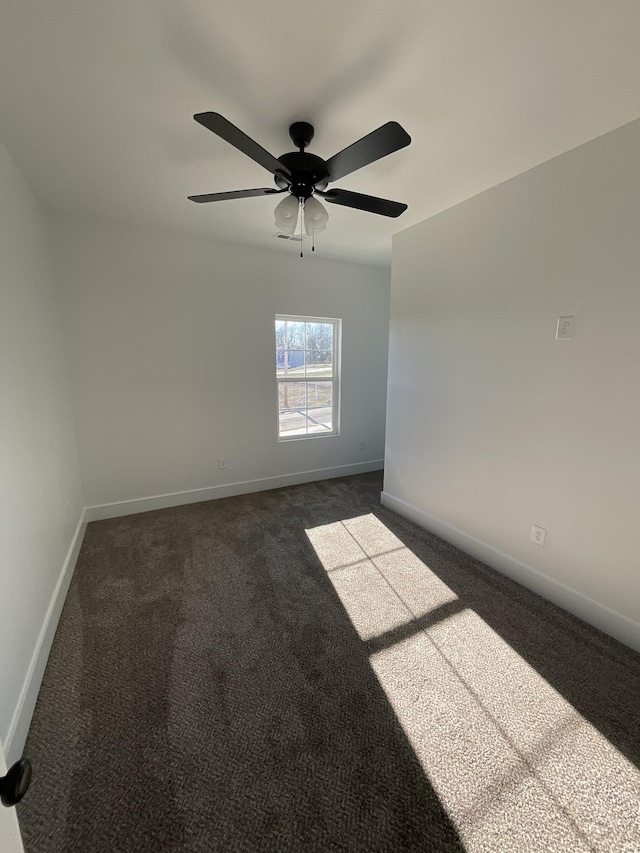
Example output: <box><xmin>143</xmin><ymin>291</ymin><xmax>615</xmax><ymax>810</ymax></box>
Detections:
<box><xmin>4</xmin><ymin>514</ymin><xmax>87</xmax><ymax>765</ymax></box>
<box><xmin>85</xmin><ymin>460</ymin><xmax>385</xmax><ymax>522</ymax></box>
<box><xmin>381</xmin><ymin>491</ymin><xmax>640</xmax><ymax>654</ymax></box>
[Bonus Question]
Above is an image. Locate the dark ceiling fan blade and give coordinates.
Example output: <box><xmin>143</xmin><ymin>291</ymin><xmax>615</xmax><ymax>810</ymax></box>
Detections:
<box><xmin>324</xmin><ymin>122</ymin><xmax>411</xmax><ymax>182</ymax></box>
<box><xmin>194</xmin><ymin>112</ymin><xmax>291</xmax><ymax>178</ymax></box>
<box><xmin>318</xmin><ymin>188</ymin><xmax>407</xmax><ymax>218</ymax></box>
<box><xmin>188</xmin><ymin>188</ymin><xmax>284</xmax><ymax>203</ymax></box>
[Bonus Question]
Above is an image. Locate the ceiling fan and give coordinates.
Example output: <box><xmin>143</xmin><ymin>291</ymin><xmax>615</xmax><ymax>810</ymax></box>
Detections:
<box><xmin>188</xmin><ymin>113</ymin><xmax>411</xmax><ymax>243</ymax></box>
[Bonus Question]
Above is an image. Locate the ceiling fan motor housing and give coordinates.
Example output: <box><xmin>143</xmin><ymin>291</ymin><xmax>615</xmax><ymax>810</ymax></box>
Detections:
<box><xmin>276</xmin><ymin>151</ymin><xmax>330</xmax><ymax>198</ymax></box>
<box><xmin>274</xmin><ymin>123</ymin><xmax>330</xmax><ymax>198</ymax></box>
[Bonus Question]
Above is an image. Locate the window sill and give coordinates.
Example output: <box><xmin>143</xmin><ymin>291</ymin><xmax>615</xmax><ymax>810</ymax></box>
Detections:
<box><xmin>278</xmin><ymin>431</ymin><xmax>340</xmax><ymax>443</ymax></box>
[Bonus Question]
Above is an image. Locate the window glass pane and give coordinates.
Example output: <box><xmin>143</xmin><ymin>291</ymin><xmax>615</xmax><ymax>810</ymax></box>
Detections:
<box><xmin>285</xmin><ymin>321</ymin><xmax>305</xmax><ymax>350</ymax></box>
<box><xmin>307</xmin><ymin>381</ymin><xmax>332</xmax><ymax>408</ymax></box>
<box><xmin>308</xmin><ymin>413</ymin><xmax>332</xmax><ymax>433</ymax></box>
<box><xmin>306</xmin><ymin>351</ymin><xmax>332</xmax><ymax>377</ymax></box>
<box><xmin>286</xmin><ymin>350</ymin><xmax>306</xmax><ymax>375</ymax></box>
<box><xmin>306</xmin><ymin>381</ymin><xmax>333</xmax><ymax>431</ymax></box>
<box><xmin>305</xmin><ymin>323</ymin><xmax>333</xmax><ymax>352</ymax></box>
<box><xmin>275</xmin><ymin>320</ymin><xmax>286</xmax><ymax>349</ymax></box>
<box><xmin>278</xmin><ymin>380</ymin><xmax>306</xmax><ymax>410</ymax></box>
<box><xmin>278</xmin><ymin>380</ymin><xmax>308</xmax><ymax>437</ymax></box>
<box><xmin>276</xmin><ymin>350</ymin><xmax>305</xmax><ymax>375</ymax></box>
<box><xmin>279</xmin><ymin>409</ymin><xmax>310</xmax><ymax>436</ymax></box>
<box><xmin>280</xmin><ymin>412</ymin><xmax>308</xmax><ymax>435</ymax></box>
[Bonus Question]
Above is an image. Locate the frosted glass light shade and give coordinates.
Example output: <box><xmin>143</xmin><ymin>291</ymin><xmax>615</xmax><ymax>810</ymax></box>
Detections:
<box><xmin>274</xmin><ymin>195</ymin><xmax>329</xmax><ymax>237</ymax></box>
<box><xmin>274</xmin><ymin>195</ymin><xmax>299</xmax><ymax>234</ymax></box>
<box><xmin>304</xmin><ymin>196</ymin><xmax>329</xmax><ymax>234</ymax></box>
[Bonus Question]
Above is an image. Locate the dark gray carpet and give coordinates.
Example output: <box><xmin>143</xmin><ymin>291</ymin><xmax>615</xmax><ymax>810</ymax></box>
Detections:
<box><xmin>19</xmin><ymin>473</ymin><xmax>640</xmax><ymax>852</ymax></box>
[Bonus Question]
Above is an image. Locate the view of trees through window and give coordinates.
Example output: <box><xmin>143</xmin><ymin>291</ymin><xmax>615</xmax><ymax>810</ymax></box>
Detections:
<box><xmin>275</xmin><ymin>316</ymin><xmax>339</xmax><ymax>438</ymax></box>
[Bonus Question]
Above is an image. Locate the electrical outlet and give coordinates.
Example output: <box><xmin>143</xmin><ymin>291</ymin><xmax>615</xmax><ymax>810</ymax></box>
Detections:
<box><xmin>218</xmin><ymin>458</ymin><xmax>227</xmax><ymax>470</ymax></box>
<box><xmin>531</xmin><ymin>524</ymin><xmax>546</xmax><ymax>546</ymax></box>
<box><xmin>556</xmin><ymin>315</ymin><xmax>575</xmax><ymax>340</ymax></box>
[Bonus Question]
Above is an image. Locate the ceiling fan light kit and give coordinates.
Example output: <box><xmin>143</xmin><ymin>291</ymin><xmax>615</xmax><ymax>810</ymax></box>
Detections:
<box><xmin>274</xmin><ymin>194</ymin><xmax>299</xmax><ymax>235</ymax></box>
<box><xmin>188</xmin><ymin>112</ymin><xmax>411</xmax><ymax>255</ymax></box>
<box><xmin>304</xmin><ymin>196</ymin><xmax>329</xmax><ymax>235</ymax></box>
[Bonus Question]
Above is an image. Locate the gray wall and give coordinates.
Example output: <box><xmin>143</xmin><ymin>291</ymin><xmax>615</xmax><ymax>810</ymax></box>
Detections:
<box><xmin>0</xmin><ymin>140</ymin><xmax>84</xmax><ymax>759</ymax></box>
<box><xmin>385</xmin><ymin>118</ymin><xmax>640</xmax><ymax>647</ymax></box>
<box><xmin>52</xmin><ymin>218</ymin><xmax>391</xmax><ymax>507</ymax></box>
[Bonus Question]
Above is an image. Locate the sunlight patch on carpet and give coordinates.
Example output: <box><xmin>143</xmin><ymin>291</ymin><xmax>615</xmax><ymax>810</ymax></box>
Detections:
<box><xmin>305</xmin><ymin>513</ymin><xmax>640</xmax><ymax>852</ymax></box>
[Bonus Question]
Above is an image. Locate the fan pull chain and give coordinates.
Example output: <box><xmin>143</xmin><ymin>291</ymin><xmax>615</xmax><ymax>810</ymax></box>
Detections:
<box><xmin>299</xmin><ymin>197</ymin><xmax>303</xmax><ymax>258</ymax></box>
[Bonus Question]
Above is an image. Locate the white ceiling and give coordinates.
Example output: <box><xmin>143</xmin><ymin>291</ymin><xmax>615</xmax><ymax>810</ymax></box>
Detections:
<box><xmin>1</xmin><ymin>1</ymin><xmax>640</xmax><ymax>266</ymax></box>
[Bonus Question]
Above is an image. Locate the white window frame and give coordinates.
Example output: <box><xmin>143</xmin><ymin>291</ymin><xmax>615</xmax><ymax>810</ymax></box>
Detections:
<box><xmin>275</xmin><ymin>314</ymin><xmax>341</xmax><ymax>442</ymax></box>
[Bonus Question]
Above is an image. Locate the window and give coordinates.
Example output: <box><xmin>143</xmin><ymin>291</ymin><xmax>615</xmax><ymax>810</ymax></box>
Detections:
<box><xmin>275</xmin><ymin>315</ymin><xmax>341</xmax><ymax>440</ymax></box>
